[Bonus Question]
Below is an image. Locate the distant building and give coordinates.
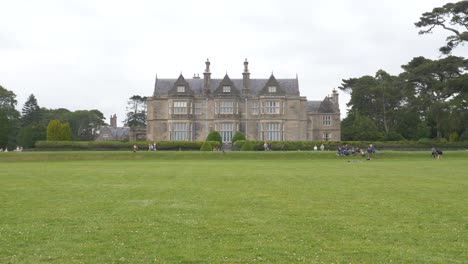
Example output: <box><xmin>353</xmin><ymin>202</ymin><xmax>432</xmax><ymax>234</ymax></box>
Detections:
<box><xmin>95</xmin><ymin>114</ymin><xmax>130</xmax><ymax>141</ymax></box>
<box><xmin>146</xmin><ymin>59</ymin><xmax>340</xmax><ymax>142</ymax></box>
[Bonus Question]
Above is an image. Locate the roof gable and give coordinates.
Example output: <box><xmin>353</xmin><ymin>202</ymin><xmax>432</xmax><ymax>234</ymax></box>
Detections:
<box><xmin>318</xmin><ymin>97</ymin><xmax>336</xmax><ymax>113</ymax></box>
<box><xmin>168</xmin><ymin>74</ymin><xmax>194</xmax><ymax>97</ymax></box>
<box><xmin>258</xmin><ymin>74</ymin><xmax>286</xmax><ymax>96</ymax></box>
<box><xmin>213</xmin><ymin>74</ymin><xmax>240</xmax><ymax>97</ymax></box>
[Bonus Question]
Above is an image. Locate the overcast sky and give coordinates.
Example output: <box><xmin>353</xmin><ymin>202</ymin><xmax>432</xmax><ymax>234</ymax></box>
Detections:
<box><xmin>1</xmin><ymin>0</ymin><xmax>467</xmax><ymax>126</ymax></box>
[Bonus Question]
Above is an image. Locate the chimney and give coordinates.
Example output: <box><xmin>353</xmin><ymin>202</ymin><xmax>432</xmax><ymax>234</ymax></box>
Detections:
<box><xmin>203</xmin><ymin>58</ymin><xmax>211</xmax><ymax>95</ymax></box>
<box><xmin>242</xmin><ymin>58</ymin><xmax>250</xmax><ymax>95</ymax></box>
<box><xmin>110</xmin><ymin>114</ymin><xmax>117</xmax><ymax>128</ymax></box>
<box><xmin>332</xmin><ymin>89</ymin><xmax>339</xmax><ymax>106</ymax></box>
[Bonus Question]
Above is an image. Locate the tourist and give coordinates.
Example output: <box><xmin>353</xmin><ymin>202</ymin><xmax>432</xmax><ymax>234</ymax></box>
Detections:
<box><xmin>436</xmin><ymin>148</ymin><xmax>443</xmax><ymax>159</ymax></box>
<box><xmin>367</xmin><ymin>144</ymin><xmax>375</xmax><ymax>160</ymax></box>
<box><xmin>431</xmin><ymin>146</ymin><xmax>437</xmax><ymax>158</ymax></box>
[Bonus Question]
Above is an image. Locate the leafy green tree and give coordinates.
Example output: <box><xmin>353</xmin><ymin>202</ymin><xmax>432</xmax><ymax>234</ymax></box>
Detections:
<box><xmin>0</xmin><ymin>85</ymin><xmax>20</xmax><ymax>120</ymax></box>
<box><xmin>206</xmin><ymin>131</ymin><xmax>222</xmax><ymax>145</ymax></box>
<box><xmin>341</xmin><ymin>111</ymin><xmax>383</xmax><ymax>141</ymax></box>
<box><xmin>60</xmin><ymin>122</ymin><xmax>72</xmax><ymax>141</ymax></box>
<box><xmin>124</xmin><ymin>95</ymin><xmax>147</xmax><ymax>127</ymax></box>
<box><xmin>232</xmin><ymin>131</ymin><xmax>246</xmax><ymax>144</ymax></box>
<box><xmin>17</xmin><ymin>124</ymin><xmax>46</xmax><ymax>148</ymax></box>
<box><xmin>67</xmin><ymin>110</ymin><xmax>106</xmax><ymax>140</ymax></box>
<box><xmin>400</xmin><ymin>56</ymin><xmax>468</xmax><ymax>138</ymax></box>
<box><xmin>0</xmin><ymin>85</ymin><xmax>20</xmax><ymax>148</ymax></box>
<box><xmin>415</xmin><ymin>1</ymin><xmax>468</xmax><ymax>54</ymax></box>
<box><xmin>47</xmin><ymin>119</ymin><xmax>62</xmax><ymax>141</ymax></box>
<box><xmin>0</xmin><ymin>110</ymin><xmax>11</xmax><ymax>147</ymax></box>
<box><xmin>339</xmin><ymin>70</ymin><xmax>403</xmax><ymax>136</ymax></box>
<box><xmin>47</xmin><ymin>119</ymin><xmax>71</xmax><ymax>141</ymax></box>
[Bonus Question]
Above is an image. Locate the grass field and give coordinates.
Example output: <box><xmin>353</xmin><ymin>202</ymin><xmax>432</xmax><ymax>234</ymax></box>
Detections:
<box><xmin>0</xmin><ymin>151</ymin><xmax>467</xmax><ymax>263</ymax></box>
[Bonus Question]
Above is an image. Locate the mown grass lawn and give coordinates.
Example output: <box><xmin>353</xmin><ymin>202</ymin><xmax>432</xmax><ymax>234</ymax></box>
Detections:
<box><xmin>0</xmin><ymin>151</ymin><xmax>467</xmax><ymax>263</ymax></box>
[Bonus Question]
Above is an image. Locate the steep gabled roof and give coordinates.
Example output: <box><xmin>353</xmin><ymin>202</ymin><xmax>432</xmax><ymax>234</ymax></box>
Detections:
<box><xmin>213</xmin><ymin>74</ymin><xmax>240</xmax><ymax>97</ymax></box>
<box><xmin>258</xmin><ymin>74</ymin><xmax>286</xmax><ymax>96</ymax></box>
<box><xmin>167</xmin><ymin>74</ymin><xmax>194</xmax><ymax>97</ymax></box>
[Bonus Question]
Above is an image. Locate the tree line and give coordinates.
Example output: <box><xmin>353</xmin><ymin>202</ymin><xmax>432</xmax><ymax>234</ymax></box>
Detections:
<box><xmin>340</xmin><ymin>1</ymin><xmax>467</xmax><ymax>141</ymax></box>
<box><xmin>0</xmin><ymin>89</ymin><xmax>148</xmax><ymax>149</ymax></box>
<box><xmin>0</xmin><ymin>91</ymin><xmax>107</xmax><ymax>149</ymax></box>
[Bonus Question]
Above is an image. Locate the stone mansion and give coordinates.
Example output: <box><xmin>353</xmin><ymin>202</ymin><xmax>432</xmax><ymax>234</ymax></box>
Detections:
<box><xmin>146</xmin><ymin>59</ymin><xmax>340</xmax><ymax>143</ymax></box>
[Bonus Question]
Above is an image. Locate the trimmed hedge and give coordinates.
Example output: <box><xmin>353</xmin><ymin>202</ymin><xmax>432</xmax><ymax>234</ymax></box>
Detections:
<box><xmin>232</xmin><ymin>140</ymin><xmax>468</xmax><ymax>151</ymax></box>
<box><xmin>35</xmin><ymin>141</ymin><xmax>221</xmax><ymax>151</ymax></box>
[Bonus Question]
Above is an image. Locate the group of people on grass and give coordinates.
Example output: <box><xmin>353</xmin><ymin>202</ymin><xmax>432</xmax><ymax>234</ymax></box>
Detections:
<box><xmin>0</xmin><ymin>146</ymin><xmax>23</xmax><ymax>152</ymax></box>
<box><xmin>336</xmin><ymin>144</ymin><xmax>376</xmax><ymax>160</ymax></box>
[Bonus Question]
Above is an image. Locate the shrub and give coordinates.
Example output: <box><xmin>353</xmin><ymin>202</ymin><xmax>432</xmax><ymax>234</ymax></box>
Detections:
<box><xmin>206</xmin><ymin>131</ymin><xmax>222</xmax><ymax>145</ymax></box>
<box><xmin>232</xmin><ymin>132</ymin><xmax>246</xmax><ymax>144</ymax></box>
<box><xmin>240</xmin><ymin>140</ymin><xmax>254</xmax><ymax>151</ymax></box>
<box><xmin>200</xmin><ymin>141</ymin><xmax>212</xmax><ymax>151</ymax></box>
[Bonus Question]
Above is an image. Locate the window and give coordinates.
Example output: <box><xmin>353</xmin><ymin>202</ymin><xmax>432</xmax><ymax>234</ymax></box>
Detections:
<box><xmin>219</xmin><ymin>101</ymin><xmax>234</xmax><ymax>114</ymax></box>
<box><xmin>173</xmin><ymin>101</ymin><xmax>187</xmax><ymax>114</ymax></box>
<box><xmin>252</xmin><ymin>101</ymin><xmax>259</xmax><ymax>115</ymax></box>
<box><xmin>268</xmin><ymin>86</ymin><xmax>276</xmax><ymax>93</ymax></box>
<box><xmin>264</xmin><ymin>123</ymin><xmax>281</xmax><ymax>141</ymax></box>
<box><xmin>172</xmin><ymin>123</ymin><xmax>189</xmax><ymax>141</ymax></box>
<box><xmin>194</xmin><ymin>102</ymin><xmax>202</xmax><ymax>115</ymax></box>
<box><xmin>265</xmin><ymin>101</ymin><xmax>280</xmax><ymax>114</ymax></box>
<box><xmin>323</xmin><ymin>132</ymin><xmax>331</xmax><ymax>141</ymax></box>
<box><xmin>219</xmin><ymin>123</ymin><xmax>234</xmax><ymax>142</ymax></box>
<box><xmin>223</xmin><ymin>86</ymin><xmax>231</xmax><ymax>93</ymax></box>
<box><xmin>177</xmin><ymin>86</ymin><xmax>185</xmax><ymax>93</ymax></box>
<box><xmin>322</xmin><ymin>115</ymin><xmax>332</xmax><ymax>126</ymax></box>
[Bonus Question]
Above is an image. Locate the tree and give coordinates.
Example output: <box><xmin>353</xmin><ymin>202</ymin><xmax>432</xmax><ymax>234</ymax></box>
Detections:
<box><xmin>0</xmin><ymin>110</ymin><xmax>11</xmax><ymax>147</ymax></box>
<box><xmin>206</xmin><ymin>131</ymin><xmax>222</xmax><ymax>145</ymax></box>
<box><xmin>67</xmin><ymin>110</ymin><xmax>106</xmax><ymax>140</ymax></box>
<box><xmin>0</xmin><ymin>85</ymin><xmax>20</xmax><ymax>148</ymax></box>
<box><xmin>400</xmin><ymin>56</ymin><xmax>468</xmax><ymax>138</ymax></box>
<box><xmin>124</xmin><ymin>95</ymin><xmax>147</xmax><ymax>127</ymax></box>
<box><xmin>0</xmin><ymin>85</ymin><xmax>20</xmax><ymax>120</ymax></box>
<box><xmin>47</xmin><ymin>119</ymin><xmax>71</xmax><ymax>141</ymax></box>
<box><xmin>339</xmin><ymin>70</ymin><xmax>403</xmax><ymax>136</ymax></box>
<box><xmin>60</xmin><ymin>122</ymin><xmax>72</xmax><ymax>141</ymax></box>
<box><xmin>21</xmin><ymin>94</ymin><xmax>41</xmax><ymax>127</ymax></box>
<box><xmin>415</xmin><ymin>1</ymin><xmax>468</xmax><ymax>54</ymax></box>
<box><xmin>341</xmin><ymin>111</ymin><xmax>383</xmax><ymax>141</ymax></box>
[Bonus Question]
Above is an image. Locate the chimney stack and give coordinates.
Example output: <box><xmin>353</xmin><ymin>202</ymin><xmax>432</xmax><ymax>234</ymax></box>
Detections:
<box><xmin>203</xmin><ymin>58</ymin><xmax>211</xmax><ymax>95</ymax></box>
<box><xmin>110</xmin><ymin>114</ymin><xmax>117</xmax><ymax>128</ymax></box>
<box><xmin>242</xmin><ymin>58</ymin><xmax>250</xmax><ymax>95</ymax></box>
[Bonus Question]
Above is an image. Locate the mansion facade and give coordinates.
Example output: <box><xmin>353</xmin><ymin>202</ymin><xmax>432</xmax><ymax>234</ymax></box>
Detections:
<box><xmin>146</xmin><ymin>59</ymin><xmax>340</xmax><ymax>143</ymax></box>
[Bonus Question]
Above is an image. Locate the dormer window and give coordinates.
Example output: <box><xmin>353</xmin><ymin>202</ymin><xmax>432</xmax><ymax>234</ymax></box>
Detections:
<box><xmin>223</xmin><ymin>86</ymin><xmax>231</xmax><ymax>93</ymax></box>
<box><xmin>177</xmin><ymin>86</ymin><xmax>185</xmax><ymax>93</ymax></box>
<box><xmin>268</xmin><ymin>86</ymin><xmax>276</xmax><ymax>93</ymax></box>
